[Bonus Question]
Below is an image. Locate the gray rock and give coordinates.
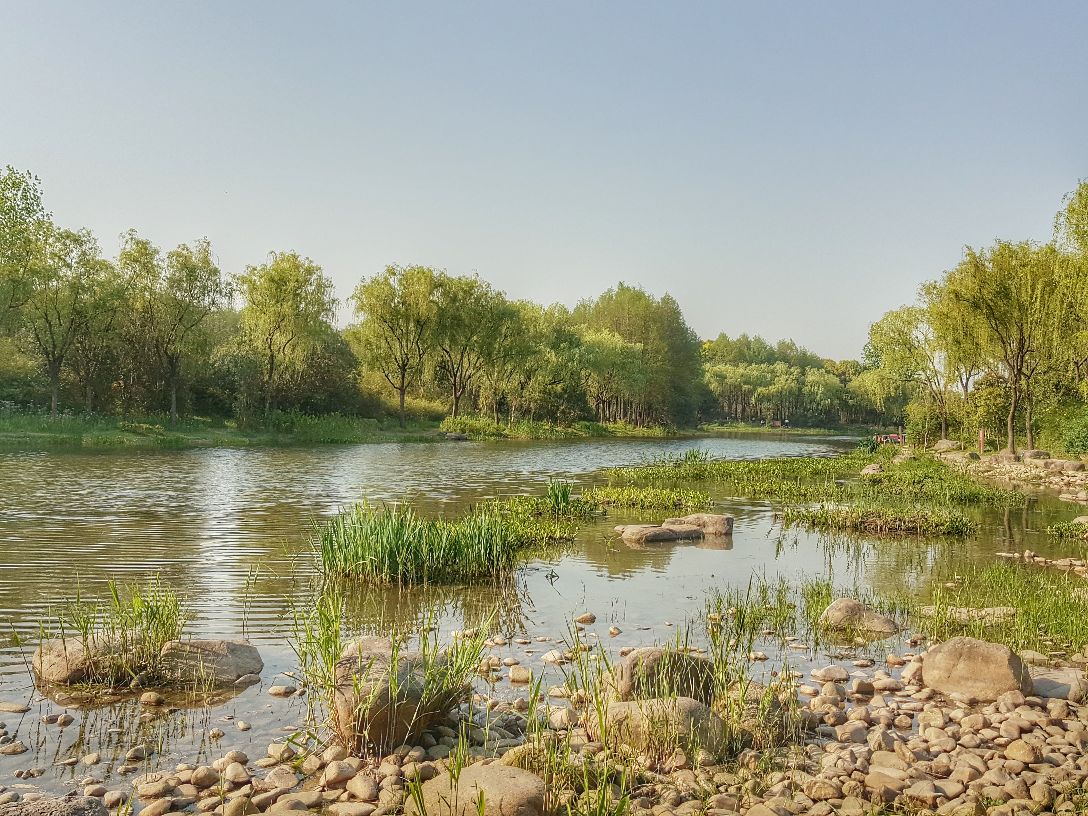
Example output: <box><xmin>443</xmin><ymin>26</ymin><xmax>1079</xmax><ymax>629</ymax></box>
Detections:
<box><xmin>661</xmin><ymin>513</ymin><xmax>734</xmax><ymax>536</ymax></box>
<box><xmin>158</xmin><ymin>639</ymin><xmax>264</xmax><ymax>685</ymax></box>
<box><xmin>617</xmin><ymin>524</ymin><xmax>703</xmax><ymax>545</ymax></box>
<box><xmin>932</xmin><ymin>439</ymin><xmax>963</xmax><ymax>452</ymax></box>
<box><xmin>817</xmin><ymin>598</ymin><xmax>898</xmax><ymax>637</ymax></box>
<box><xmin>921</xmin><ymin>637</ymin><xmax>1032</xmax><ymax>701</ymax></box>
<box><xmin>1030</xmin><ymin>668</ymin><xmax>1088</xmax><ymax>702</ymax></box>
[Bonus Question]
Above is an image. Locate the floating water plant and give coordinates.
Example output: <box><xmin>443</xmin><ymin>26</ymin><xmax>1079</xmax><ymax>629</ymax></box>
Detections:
<box><xmin>781</xmin><ymin>503</ymin><xmax>975</xmax><ymax>536</ymax></box>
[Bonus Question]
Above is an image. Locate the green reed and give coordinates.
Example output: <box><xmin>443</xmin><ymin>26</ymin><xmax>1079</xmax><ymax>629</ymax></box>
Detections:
<box><xmin>781</xmin><ymin>503</ymin><xmax>975</xmax><ymax>535</ymax></box>
<box><xmin>580</xmin><ymin>485</ymin><xmax>711</xmax><ymax>511</ymax></box>
<box><xmin>51</xmin><ymin>577</ymin><xmax>185</xmax><ymax>685</ymax></box>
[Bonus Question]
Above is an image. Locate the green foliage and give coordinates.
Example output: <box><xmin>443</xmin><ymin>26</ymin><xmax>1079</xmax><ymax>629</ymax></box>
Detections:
<box><xmin>1047</xmin><ymin>520</ymin><xmax>1088</xmax><ymax>540</ymax></box>
<box><xmin>580</xmin><ymin>485</ymin><xmax>711</xmax><ymax>511</ymax></box>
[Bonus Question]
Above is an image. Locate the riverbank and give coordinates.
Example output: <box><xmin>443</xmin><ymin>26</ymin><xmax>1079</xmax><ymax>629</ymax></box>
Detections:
<box><xmin>0</xmin><ymin>413</ymin><xmax>444</xmax><ymax>450</ymax></box>
<box><xmin>933</xmin><ymin>445</ymin><xmax>1088</xmax><ymax>507</ymax></box>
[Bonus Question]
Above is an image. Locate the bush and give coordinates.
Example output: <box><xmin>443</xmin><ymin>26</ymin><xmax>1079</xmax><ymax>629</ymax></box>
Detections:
<box><xmin>1063</xmin><ymin>411</ymin><xmax>1088</xmax><ymax>456</ymax></box>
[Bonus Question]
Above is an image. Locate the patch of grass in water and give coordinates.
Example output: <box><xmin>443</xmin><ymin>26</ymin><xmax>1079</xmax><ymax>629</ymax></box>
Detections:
<box><xmin>580</xmin><ymin>485</ymin><xmax>711</xmax><ymax>512</ymax></box>
<box><xmin>781</xmin><ymin>503</ymin><xmax>975</xmax><ymax>536</ymax></box>
<box><xmin>1048</xmin><ymin>520</ymin><xmax>1088</xmax><ymax>540</ymax></box>
<box><xmin>49</xmin><ymin>577</ymin><xmax>185</xmax><ymax>685</ymax></box>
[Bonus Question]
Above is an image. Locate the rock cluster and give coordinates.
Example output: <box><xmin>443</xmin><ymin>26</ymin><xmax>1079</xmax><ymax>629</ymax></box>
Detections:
<box><xmin>615</xmin><ymin>514</ymin><xmax>734</xmax><ymax>545</ymax></box>
<box><xmin>958</xmin><ymin>453</ymin><xmax>1088</xmax><ymax>503</ymax></box>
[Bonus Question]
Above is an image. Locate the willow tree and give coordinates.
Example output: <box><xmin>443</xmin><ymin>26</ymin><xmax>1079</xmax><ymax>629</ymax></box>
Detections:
<box><xmin>432</xmin><ymin>274</ymin><xmax>505</xmax><ymax>418</ymax></box>
<box><xmin>0</xmin><ymin>166</ymin><xmax>50</xmax><ymax>316</ymax></box>
<box><xmin>238</xmin><ymin>251</ymin><xmax>336</xmax><ymax>417</ymax></box>
<box><xmin>349</xmin><ymin>264</ymin><xmax>437</xmax><ymax>427</ymax></box>
<box><xmin>121</xmin><ymin>231</ymin><xmax>231</xmax><ymax>422</ymax></box>
<box><xmin>21</xmin><ymin>228</ymin><xmax>113</xmax><ymax>414</ymax></box>
<box><xmin>944</xmin><ymin>241</ymin><xmax>1066</xmax><ymax>452</ymax></box>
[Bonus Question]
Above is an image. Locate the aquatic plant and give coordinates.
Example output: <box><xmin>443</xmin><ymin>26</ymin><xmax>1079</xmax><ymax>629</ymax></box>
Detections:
<box><xmin>51</xmin><ymin>577</ymin><xmax>185</xmax><ymax>685</ymax></box>
<box><xmin>781</xmin><ymin>503</ymin><xmax>975</xmax><ymax>536</ymax></box>
<box><xmin>580</xmin><ymin>485</ymin><xmax>711</xmax><ymax>511</ymax></box>
<box><xmin>1048</xmin><ymin>520</ymin><xmax>1088</xmax><ymax>540</ymax></box>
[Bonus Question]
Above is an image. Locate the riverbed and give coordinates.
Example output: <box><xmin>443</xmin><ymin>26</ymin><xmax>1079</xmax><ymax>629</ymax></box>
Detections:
<box><xmin>0</xmin><ymin>433</ymin><xmax>1084</xmax><ymax>797</ymax></box>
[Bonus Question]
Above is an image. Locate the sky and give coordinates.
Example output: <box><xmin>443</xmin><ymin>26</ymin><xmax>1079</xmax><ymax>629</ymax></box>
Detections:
<box><xmin>2</xmin><ymin>2</ymin><xmax>1086</xmax><ymax>360</ymax></box>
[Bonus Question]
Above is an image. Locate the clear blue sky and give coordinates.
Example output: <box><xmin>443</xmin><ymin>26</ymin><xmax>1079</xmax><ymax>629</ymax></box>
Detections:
<box><xmin>3</xmin><ymin>2</ymin><xmax>1085</xmax><ymax>359</ymax></box>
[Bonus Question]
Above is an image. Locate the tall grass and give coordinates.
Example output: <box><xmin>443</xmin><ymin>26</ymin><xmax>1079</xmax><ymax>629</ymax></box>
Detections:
<box><xmin>50</xmin><ymin>578</ymin><xmax>185</xmax><ymax>685</ymax></box>
<box><xmin>580</xmin><ymin>485</ymin><xmax>711</xmax><ymax>511</ymax></box>
<box><xmin>439</xmin><ymin>415</ymin><xmax>677</xmax><ymax>441</ymax></box>
<box><xmin>781</xmin><ymin>503</ymin><xmax>976</xmax><ymax>535</ymax></box>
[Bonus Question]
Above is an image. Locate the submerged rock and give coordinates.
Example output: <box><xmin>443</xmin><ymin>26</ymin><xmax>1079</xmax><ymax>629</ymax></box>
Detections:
<box><xmin>333</xmin><ymin>637</ymin><xmax>468</xmax><ymax>753</ymax></box>
<box><xmin>158</xmin><ymin>639</ymin><xmax>264</xmax><ymax>686</ymax></box>
<box><xmin>616</xmin><ymin>524</ymin><xmax>703</xmax><ymax>545</ymax></box>
<box><xmin>32</xmin><ymin>636</ymin><xmax>133</xmax><ymax>685</ymax></box>
<box><xmin>921</xmin><ymin>636</ymin><xmax>1032</xmax><ymax>701</ymax></box>
<box><xmin>404</xmin><ymin>764</ymin><xmax>546</xmax><ymax>816</ymax></box>
<box><xmin>817</xmin><ymin>598</ymin><xmax>898</xmax><ymax>637</ymax></box>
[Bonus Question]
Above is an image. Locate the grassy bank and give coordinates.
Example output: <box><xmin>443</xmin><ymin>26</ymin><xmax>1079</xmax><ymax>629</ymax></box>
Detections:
<box><xmin>698</xmin><ymin>422</ymin><xmax>872</xmax><ymax>437</ymax></box>
<box><xmin>0</xmin><ymin>410</ymin><xmax>443</xmax><ymax>450</ymax></box>
<box><xmin>438</xmin><ymin>415</ymin><xmax>690</xmax><ymax>441</ymax></box>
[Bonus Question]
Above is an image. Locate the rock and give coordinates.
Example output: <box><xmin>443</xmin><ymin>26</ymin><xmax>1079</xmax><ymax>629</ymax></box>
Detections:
<box><xmin>1047</xmin><ymin>459</ymin><xmax>1085</xmax><ymax>472</ymax></box>
<box><xmin>32</xmin><ymin>637</ymin><xmax>133</xmax><ymax>685</ymax></box>
<box><xmin>921</xmin><ymin>637</ymin><xmax>1032</xmax><ymax>701</ymax></box>
<box><xmin>404</xmin><ymin>764</ymin><xmax>546</xmax><ymax>816</ymax></box>
<box><xmin>0</xmin><ymin>797</ymin><xmax>109</xmax><ymax>816</ymax></box>
<box><xmin>139</xmin><ymin>691</ymin><xmax>165</xmax><ymax>706</ymax></box>
<box><xmin>158</xmin><ymin>639</ymin><xmax>264</xmax><ymax>685</ymax></box>
<box><xmin>917</xmin><ymin>605</ymin><xmax>1017</xmax><ymax>625</ymax></box>
<box><xmin>1030</xmin><ymin>667</ymin><xmax>1088</xmax><ymax>702</ymax></box>
<box><xmin>574</xmin><ymin>613</ymin><xmax>596</xmax><ymax>625</ymax></box>
<box><xmin>617</xmin><ymin>524</ymin><xmax>703</xmax><ymax>545</ymax></box>
<box><xmin>817</xmin><ymin>598</ymin><xmax>898</xmax><ymax>636</ymax></box>
<box><xmin>861</xmin><ymin>463</ymin><xmax>884</xmax><ymax>475</ymax></box>
<box><xmin>586</xmin><ymin>696</ymin><xmax>728</xmax><ymax>758</ymax></box>
<box><xmin>607</xmin><ymin>646</ymin><xmax>715</xmax><ymax>703</ymax></box>
<box><xmin>811</xmin><ymin>665</ymin><xmax>849</xmax><ymax>683</ymax></box>
<box><xmin>508</xmin><ymin>666</ymin><xmax>531</xmax><ymax>684</ymax></box>
<box><xmin>1021</xmin><ymin>449</ymin><xmax>1051</xmax><ymax>459</ymax></box>
<box><xmin>1073</xmin><ymin>515</ymin><xmax>1088</xmax><ymax>525</ymax></box>
<box><xmin>0</xmin><ymin>701</ymin><xmax>29</xmax><ymax>714</ymax></box>
<box><xmin>0</xmin><ymin>740</ymin><xmax>27</xmax><ymax>755</ymax></box>
<box><xmin>332</xmin><ymin>637</ymin><xmax>468</xmax><ymax>753</ymax></box>
<box><xmin>933</xmin><ymin>439</ymin><xmax>963</xmax><ymax>452</ymax></box>
<box><xmin>661</xmin><ymin>513</ymin><xmax>734</xmax><ymax>536</ymax></box>
<box><xmin>268</xmin><ymin>684</ymin><xmax>296</xmax><ymax>697</ymax></box>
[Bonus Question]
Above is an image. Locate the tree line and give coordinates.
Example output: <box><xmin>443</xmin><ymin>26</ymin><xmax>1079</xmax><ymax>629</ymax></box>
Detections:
<box><xmin>0</xmin><ymin>164</ymin><xmax>900</xmax><ymax>431</ymax></box>
<box><xmin>863</xmin><ymin>181</ymin><xmax>1088</xmax><ymax>453</ymax></box>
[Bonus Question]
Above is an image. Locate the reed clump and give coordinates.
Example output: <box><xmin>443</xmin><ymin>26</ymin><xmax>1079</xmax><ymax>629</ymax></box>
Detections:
<box><xmin>781</xmin><ymin>503</ymin><xmax>975</xmax><ymax>535</ymax></box>
<box><xmin>51</xmin><ymin>578</ymin><xmax>185</xmax><ymax>685</ymax></box>
<box><xmin>1048</xmin><ymin>520</ymin><xmax>1088</xmax><ymax>540</ymax></box>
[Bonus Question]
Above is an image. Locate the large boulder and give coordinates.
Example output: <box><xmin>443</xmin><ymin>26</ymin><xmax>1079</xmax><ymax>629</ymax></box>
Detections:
<box><xmin>1047</xmin><ymin>459</ymin><xmax>1086</xmax><ymax>472</ymax></box>
<box><xmin>158</xmin><ymin>639</ymin><xmax>263</xmax><ymax>686</ymax></box>
<box><xmin>861</xmin><ymin>463</ymin><xmax>884</xmax><ymax>476</ymax></box>
<box><xmin>1021</xmin><ymin>449</ymin><xmax>1051</xmax><ymax>460</ymax></box>
<box><xmin>817</xmin><ymin>599</ymin><xmax>898</xmax><ymax>637</ymax></box>
<box><xmin>586</xmin><ymin>696</ymin><xmax>728</xmax><ymax>759</ymax></box>
<box><xmin>332</xmin><ymin>637</ymin><xmax>468</xmax><ymax>753</ymax></box>
<box><xmin>32</xmin><ymin>637</ymin><xmax>134</xmax><ymax>685</ymax></box>
<box><xmin>607</xmin><ymin>646</ymin><xmax>715</xmax><ymax>704</ymax></box>
<box><xmin>404</xmin><ymin>764</ymin><xmax>546</xmax><ymax>816</ymax></box>
<box><xmin>921</xmin><ymin>637</ymin><xmax>1033</xmax><ymax>701</ymax></box>
<box><xmin>661</xmin><ymin>513</ymin><xmax>734</xmax><ymax>536</ymax></box>
<box><xmin>1</xmin><ymin>796</ymin><xmax>108</xmax><ymax>816</ymax></box>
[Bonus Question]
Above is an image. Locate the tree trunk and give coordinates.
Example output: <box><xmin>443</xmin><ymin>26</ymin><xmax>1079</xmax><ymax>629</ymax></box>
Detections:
<box><xmin>85</xmin><ymin>383</ymin><xmax>93</xmax><ymax>413</ymax></box>
<box><xmin>940</xmin><ymin>410</ymin><xmax>948</xmax><ymax>440</ymax></box>
<box><xmin>1024</xmin><ymin>393</ymin><xmax>1035</xmax><ymax>450</ymax></box>
<box><xmin>398</xmin><ymin>388</ymin><xmax>407</xmax><ymax>428</ymax></box>
<box><xmin>50</xmin><ymin>381</ymin><xmax>59</xmax><ymax>417</ymax></box>
<box><xmin>1005</xmin><ymin>386</ymin><xmax>1019</xmax><ymax>454</ymax></box>
<box><xmin>169</xmin><ymin>379</ymin><xmax>178</xmax><ymax>425</ymax></box>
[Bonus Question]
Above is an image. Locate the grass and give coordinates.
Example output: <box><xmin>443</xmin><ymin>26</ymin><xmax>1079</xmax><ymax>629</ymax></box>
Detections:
<box><xmin>439</xmin><ymin>415</ymin><xmax>685</xmax><ymax>441</ymax></box>
<box><xmin>0</xmin><ymin>407</ymin><xmax>443</xmax><ymax>450</ymax></box>
<box><xmin>47</xmin><ymin>578</ymin><xmax>185</xmax><ymax>686</ymax></box>
<box><xmin>1048</xmin><ymin>519</ymin><xmax>1088</xmax><ymax>540</ymax></box>
<box><xmin>698</xmin><ymin>422</ymin><xmax>873</xmax><ymax>437</ymax></box>
<box><xmin>290</xmin><ymin>582</ymin><xmax>489</xmax><ymax>754</ymax></box>
<box><xmin>606</xmin><ymin>447</ymin><xmax>1024</xmax><ymax>507</ymax></box>
<box><xmin>781</xmin><ymin>503</ymin><xmax>976</xmax><ymax>536</ymax></box>
<box><xmin>901</xmin><ymin>562</ymin><xmax>1088</xmax><ymax>654</ymax></box>
<box><xmin>313</xmin><ymin>482</ymin><xmax>602</xmax><ymax>585</ymax></box>
<box><xmin>580</xmin><ymin>485</ymin><xmax>711</xmax><ymax>512</ymax></box>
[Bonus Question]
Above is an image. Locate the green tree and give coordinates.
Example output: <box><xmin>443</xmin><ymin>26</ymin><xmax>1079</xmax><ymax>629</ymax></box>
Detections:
<box><xmin>21</xmin><ymin>228</ymin><xmax>114</xmax><ymax>414</ymax></box>
<box><xmin>431</xmin><ymin>274</ymin><xmax>504</xmax><ymax>417</ymax></box>
<box><xmin>0</xmin><ymin>166</ymin><xmax>50</xmax><ymax>316</ymax></box>
<box><xmin>238</xmin><ymin>251</ymin><xmax>337</xmax><ymax>417</ymax></box>
<box><xmin>349</xmin><ymin>265</ymin><xmax>438</xmax><ymax>426</ymax></box>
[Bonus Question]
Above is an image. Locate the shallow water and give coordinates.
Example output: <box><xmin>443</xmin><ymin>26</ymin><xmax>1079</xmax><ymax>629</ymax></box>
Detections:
<box><xmin>0</xmin><ymin>433</ymin><xmax>1084</xmax><ymax>795</ymax></box>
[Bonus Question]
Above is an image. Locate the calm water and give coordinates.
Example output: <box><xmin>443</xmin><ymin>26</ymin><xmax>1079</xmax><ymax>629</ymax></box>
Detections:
<box><xmin>0</xmin><ymin>434</ymin><xmax>1082</xmax><ymax>794</ymax></box>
